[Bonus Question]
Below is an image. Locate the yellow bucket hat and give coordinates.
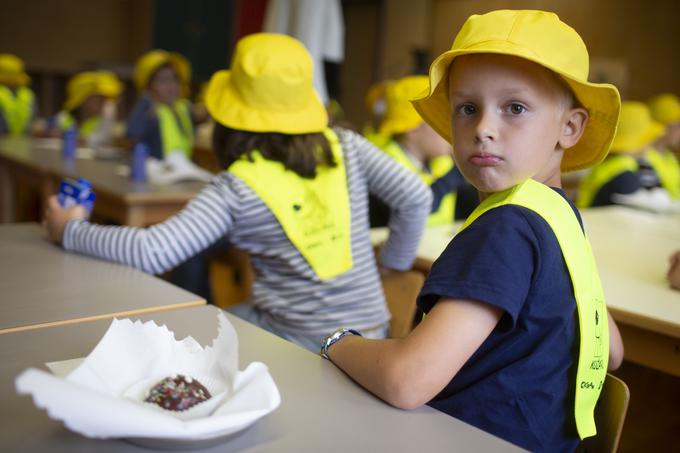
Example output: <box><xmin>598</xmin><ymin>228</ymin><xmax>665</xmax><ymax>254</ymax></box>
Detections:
<box><xmin>379</xmin><ymin>76</ymin><xmax>429</xmax><ymax>135</ymax></box>
<box><xmin>412</xmin><ymin>9</ymin><xmax>621</xmax><ymax>173</ymax></box>
<box><xmin>610</xmin><ymin>101</ymin><xmax>665</xmax><ymax>153</ymax></box>
<box><xmin>0</xmin><ymin>54</ymin><xmax>30</xmax><ymax>86</ymax></box>
<box><xmin>64</xmin><ymin>71</ymin><xmax>123</xmax><ymax>111</ymax></box>
<box><xmin>647</xmin><ymin>93</ymin><xmax>680</xmax><ymax>125</ymax></box>
<box><xmin>206</xmin><ymin>33</ymin><xmax>327</xmax><ymax>134</ymax></box>
<box><xmin>133</xmin><ymin>50</ymin><xmax>191</xmax><ymax>93</ymax></box>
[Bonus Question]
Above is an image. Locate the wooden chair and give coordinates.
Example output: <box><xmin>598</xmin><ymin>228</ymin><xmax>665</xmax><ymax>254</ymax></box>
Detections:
<box><xmin>381</xmin><ymin>271</ymin><xmax>425</xmax><ymax>338</ymax></box>
<box><xmin>581</xmin><ymin>373</ymin><xmax>630</xmax><ymax>453</ymax></box>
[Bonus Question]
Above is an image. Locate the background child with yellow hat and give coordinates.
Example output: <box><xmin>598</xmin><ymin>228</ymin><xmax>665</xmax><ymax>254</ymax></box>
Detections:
<box><xmin>577</xmin><ymin>100</ymin><xmax>679</xmax><ymax>208</ymax></box>
<box><xmin>367</xmin><ymin>75</ymin><xmax>467</xmax><ymax>227</ymax></box>
<box><xmin>0</xmin><ymin>53</ymin><xmax>36</xmax><ymax>136</ymax></box>
<box><xmin>649</xmin><ymin>93</ymin><xmax>680</xmax><ymax>157</ymax></box>
<box><xmin>126</xmin><ymin>49</ymin><xmax>202</xmax><ymax>160</ymax></box>
<box><xmin>321</xmin><ymin>10</ymin><xmax>623</xmax><ymax>451</ymax></box>
<box><xmin>45</xmin><ymin>71</ymin><xmax>123</xmax><ymax>148</ymax></box>
<box><xmin>43</xmin><ymin>32</ymin><xmax>432</xmax><ymax>352</ymax></box>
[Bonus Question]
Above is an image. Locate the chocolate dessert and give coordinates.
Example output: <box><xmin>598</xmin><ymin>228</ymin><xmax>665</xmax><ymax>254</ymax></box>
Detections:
<box><xmin>145</xmin><ymin>375</ymin><xmax>211</xmax><ymax>411</ymax></box>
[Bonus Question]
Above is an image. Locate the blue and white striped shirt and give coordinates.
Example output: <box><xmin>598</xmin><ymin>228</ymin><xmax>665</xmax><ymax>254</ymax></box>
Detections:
<box><xmin>64</xmin><ymin>128</ymin><xmax>432</xmax><ymax>334</ymax></box>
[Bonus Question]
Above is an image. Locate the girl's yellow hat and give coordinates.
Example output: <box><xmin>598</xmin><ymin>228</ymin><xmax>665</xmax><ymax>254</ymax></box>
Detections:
<box><xmin>205</xmin><ymin>33</ymin><xmax>327</xmax><ymax>134</ymax></box>
<box><xmin>379</xmin><ymin>76</ymin><xmax>429</xmax><ymax>135</ymax></box>
<box><xmin>610</xmin><ymin>101</ymin><xmax>665</xmax><ymax>153</ymax></box>
<box><xmin>133</xmin><ymin>50</ymin><xmax>191</xmax><ymax>93</ymax></box>
<box><xmin>412</xmin><ymin>9</ymin><xmax>621</xmax><ymax>173</ymax></box>
<box><xmin>0</xmin><ymin>54</ymin><xmax>30</xmax><ymax>86</ymax></box>
<box><xmin>647</xmin><ymin>93</ymin><xmax>680</xmax><ymax>126</ymax></box>
<box><xmin>64</xmin><ymin>71</ymin><xmax>123</xmax><ymax>111</ymax></box>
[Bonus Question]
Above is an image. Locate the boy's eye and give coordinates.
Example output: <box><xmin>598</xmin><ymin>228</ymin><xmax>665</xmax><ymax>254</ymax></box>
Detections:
<box><xmin>456</xmin><ymin>103</ymin><xmax>476</xmax><ymax>115</ymax></box>
<box><xmin>507</xmin><ymin>103</ymin><xmax>527</xmax><ymax>114</ymax></box>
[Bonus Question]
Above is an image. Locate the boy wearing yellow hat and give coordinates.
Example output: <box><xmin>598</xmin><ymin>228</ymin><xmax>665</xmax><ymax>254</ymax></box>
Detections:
<box><xmin>46</xmin><ymin>71</ymin><xmax>123</xmax><ymax>147</ymax></box>
<box><xmin>44</xmin><ymin>33</ymin><xmax>431</xmax><ymax>352</ymax></box>
<box><xmin>577</xmin><ymin>101</ymin><xmax>671</xmax><ymax>207</ymax></box>
<box><xmin>321</xmin><ymin>10</ymin><xmax>624</xmax><ymax>451</ymax></box>
<box><xmin>368</xmin><ymin>75</ymin><xmax>466</xmax><ymax>226</ymax></box>
<box><xmin>126</xmin><ymin>50</ymin><xmax>198</xmax><ymax>159</ymax></box>
<box><xmin>0</xmin><ymin>54</ymin><xmax>36</xmax><ymax>135</ymax></box>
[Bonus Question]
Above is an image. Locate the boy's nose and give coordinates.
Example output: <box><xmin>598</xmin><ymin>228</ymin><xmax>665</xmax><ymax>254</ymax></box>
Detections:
<box><xmin>473</xmin><ymin>110</ymin><xmax>498</xmax><ymax>144</ymax></box>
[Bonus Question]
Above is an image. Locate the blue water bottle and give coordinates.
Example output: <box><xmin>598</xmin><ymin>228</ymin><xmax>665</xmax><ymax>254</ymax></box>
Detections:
<box><xmin>131</xmin><ymin>142</ymin><xmax>149</xmax><ymax>182</ymax></box>
<box><xmin>62</xmin><ymin>125</ymin><xmax>78</xmax><ymax>161</ymax></box>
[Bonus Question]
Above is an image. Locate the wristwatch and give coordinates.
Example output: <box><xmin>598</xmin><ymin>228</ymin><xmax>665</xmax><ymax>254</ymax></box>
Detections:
<box><xmin>320</xmin><ymin>327</ymin><xmax>362</xmax><ymax>360</ymax></box>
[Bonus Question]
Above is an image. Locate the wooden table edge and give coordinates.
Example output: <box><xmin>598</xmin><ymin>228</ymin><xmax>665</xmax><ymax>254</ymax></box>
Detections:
<box><xmin>0</xmin><ymin>299</ymin><xmax>206</xmax><ymax>335</ymax></box>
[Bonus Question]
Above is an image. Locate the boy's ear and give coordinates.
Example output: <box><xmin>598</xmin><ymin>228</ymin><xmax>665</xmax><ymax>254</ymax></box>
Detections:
<box><xmin>558</xmin><ymin>107</ymin><xmax>589</xmax><ymax>150</ymax></box>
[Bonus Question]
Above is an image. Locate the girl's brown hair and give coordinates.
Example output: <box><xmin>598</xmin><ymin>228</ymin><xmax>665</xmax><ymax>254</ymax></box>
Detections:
<box><xmin>212</xmin><ymin>123</ymin><xmax>335</xmax><ymax>178</ymax></box>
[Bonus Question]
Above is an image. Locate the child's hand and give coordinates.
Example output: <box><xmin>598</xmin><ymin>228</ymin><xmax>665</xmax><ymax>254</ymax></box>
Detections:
<box><xmin>668</xmin><ymin>251</ymin><xmax>680</xmax><ymax>290</ymax></box>
<box><xmin>43</xmin><ymin>196</ymin><xmax>87</xmax><ymax>245</ymax></box>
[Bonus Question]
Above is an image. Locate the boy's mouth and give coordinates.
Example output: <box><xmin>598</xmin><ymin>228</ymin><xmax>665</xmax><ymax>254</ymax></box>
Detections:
<box><xmin>469</xmin><ymin>153</ymin><xmax>502</xmax><ymax>166</ymax></box>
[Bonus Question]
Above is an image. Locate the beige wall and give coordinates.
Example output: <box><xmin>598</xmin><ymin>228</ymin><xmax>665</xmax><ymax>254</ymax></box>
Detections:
<box><xmin>0</xmin><ymin>0</ymin><xmax>153</xmax><ymax>73</ymax></box>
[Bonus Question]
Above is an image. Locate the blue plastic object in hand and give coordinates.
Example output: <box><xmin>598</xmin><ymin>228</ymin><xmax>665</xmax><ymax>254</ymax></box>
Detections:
<box><xmin>58</xmin><ymin>178</ymin><xmax>95</xmax><ymax>214</ymax></box>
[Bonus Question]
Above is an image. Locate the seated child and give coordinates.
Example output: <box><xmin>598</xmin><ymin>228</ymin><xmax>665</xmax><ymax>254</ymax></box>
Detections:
<box><xmin>367</xmin><ymin>75</ymin><xmax>467</xmax><ymax>226</ymax></box>
<box><xmin>126</xmin><ymin>50</ymin><xmax>198</xmax><ymax>160</ymax></box>
<box><xmin>649</xmin><ymin>93</ymin><xmax>680</xmax><ymax>157</ymax></box>
<box><xmin>577</xmin><ymin>101</ymin><xmax>667</xmax><ymax>207</ymax></box>
<box><xmin>362</xmin><ymin>80</ymin><xmax>390</xmax><ymax>147</ymax></box>
<box><xmin>0</xmin><ymin>54</ymin><xmax>36</xmax><ymax>136</ymax></box>
<box><xmin>43</xmin><ymin>33</ymin><xmax>432</xmax><ymax>352</ymax></box>
<box><xmin>321</xmin><ymin>10</ymin><xmax>624</xmax><ymax>452</ymax></box>
<box><xmin>47</xmin><ymin>71</ymin><xmax>122</xmax><ymax>147</ymax></box>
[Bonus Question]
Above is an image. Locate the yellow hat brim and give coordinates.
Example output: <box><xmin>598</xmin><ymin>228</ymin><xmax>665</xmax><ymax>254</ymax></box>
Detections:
<box><xmin>206</xmin><ymin>70</ymin><xmax>328</xmax><ymax>134</ymax></box>
<box><xmin>0</xmin><ymin>72</ymin><xmax>30</xmax><ymax>86</ymax></box>
<box><xmin>412</xmin><ymin>46</ymin><xmax>621</xmax><ymax>173</ymax></box>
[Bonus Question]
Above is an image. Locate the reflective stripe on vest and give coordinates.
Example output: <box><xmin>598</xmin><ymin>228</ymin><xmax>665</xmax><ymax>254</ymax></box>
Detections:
<box><xmin>576</xmin><ymin>154</ymin><xmax>639</xmax><ymax>208</ymax></box>
<box><xmin>228</xmin><ymin>128</ymin><xmax>353</xmax><ymax>280</ymax></box>
<box><xmin>646</xmin><ymin>148</ymin><xmax>680</xmax><ymax>199</ymax></box>
<box><xmin>379</xmin><ymin>139</ymin><xmax>456</xmax><ymax>226</ymax></box>
<box><xmin>156</xmin><ymin>99</ymin><xmax>193</xmax><ymax>158</ymax></box>
<box><xmin>0</xmin><ymin>86</ymin><xmax>34</xmax><ymax>135</ymax></box>
<box><xmin>459</xmin><ymin>179</ymin><xmax>608</xmax><ymax>439</ymax></box>
<box><xmin>57</xmin><ymin>111</ymin><xmax>100</xmax><ymax>138</ymax></box>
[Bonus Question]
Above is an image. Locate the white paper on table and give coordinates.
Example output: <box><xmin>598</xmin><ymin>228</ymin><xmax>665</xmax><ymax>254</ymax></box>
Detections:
<box><xmin>15</xmin><ymin>312</ymin><xmax>281</xmax><ymax>441</ymax></box>
<box><xmin>146</xmin><ymin>152</ymin><xmax>214</xmax><ymax>185</ymax></box>
<box><xmin>612</xmin><ymin>188</ymin><xmax>680</xmax><ymax>214</ymax></box>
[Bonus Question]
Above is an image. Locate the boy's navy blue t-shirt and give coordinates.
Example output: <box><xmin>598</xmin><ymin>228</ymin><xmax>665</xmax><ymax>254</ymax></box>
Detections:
<box><xmin>417</xmin><ymin>188</ymin><xmax>582</xmax><ymax>452</ymax></box>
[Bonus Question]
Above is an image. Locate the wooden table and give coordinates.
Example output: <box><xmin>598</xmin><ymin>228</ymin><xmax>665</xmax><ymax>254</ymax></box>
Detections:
<box><xmin>0</xmin><ymin>136</ymin><xmax>205</xmax><ymax>226</ymax></box>
<box><xmin>0</xmin><ymin>305</ymin><xmax>522</xmax><ymax>452</ymax></box>
<box><xmin>372</xmin><ymin>206</ymin><xmax>680</xmax><ymax>376</ymax></box>
<box><xmin>0</xmin><ymin>223</ymin><xmax>204</xmax><ymax>334</ymax></box>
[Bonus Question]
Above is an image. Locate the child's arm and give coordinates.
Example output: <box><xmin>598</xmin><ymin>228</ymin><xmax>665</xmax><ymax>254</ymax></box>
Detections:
<box><xmin>607</xmin><ymin>311</ymin><xmax>624</xmax><ymax>370</ymax></box>
<box><xmin>667</xmin><ymin>250</ymin><xmax>680</xmax><ymax>290</ymax></box>
<box><xmin>327</xmin><ymin>298</ymin><xmax>502</xmax><ymax>409</ymax></box>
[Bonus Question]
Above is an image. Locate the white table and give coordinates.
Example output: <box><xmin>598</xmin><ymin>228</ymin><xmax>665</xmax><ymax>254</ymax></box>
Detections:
<box><xmin>0</xmin><ymin>305</ymin><xmax>521</xmax><ymax>452</ymax></box>
<box><xmin>372</xmin><ymin>206</ymin><xmax>680</xmax><ymax>376</ymax></box>
<box><xmin>0</xmin><ymin>223</ymin><xmax>205</xmax><ymax>333</ymax></box>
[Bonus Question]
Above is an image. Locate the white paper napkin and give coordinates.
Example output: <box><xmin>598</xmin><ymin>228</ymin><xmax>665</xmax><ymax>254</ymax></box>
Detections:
<box><xmin>612</xmin><ymin>188</ymin><xmax>680</xmax><ymax>213</ymax></box>
<box><xmin>15</xmin><ymin>312</ymin><xmax>280</xmax><ymax>441</ymax></box>
<box><xmin>146</xmin><ymin>152</ymin><xmax>214</xmax><ymax>185</ymax></box>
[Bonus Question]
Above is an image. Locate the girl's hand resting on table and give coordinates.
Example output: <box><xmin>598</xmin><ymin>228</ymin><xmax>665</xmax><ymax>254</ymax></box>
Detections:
<box><xmin>43</xmin><ymin>195</ymin><xmax>87</xmax><ymax>245</ymax></box>
<box><xmin>668</xmin><ymin>251</ymin><xmax>680</xmax><ymax>290</ymax></box>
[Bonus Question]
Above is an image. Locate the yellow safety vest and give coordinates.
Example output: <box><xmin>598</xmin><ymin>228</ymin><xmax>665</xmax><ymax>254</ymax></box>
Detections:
<box><xmin>576</xmin><ymin>154</ymin><xmax>639</xmax><ymax>208</ymax></box>
<box><xmin>646</xmin><ymin>148</ymin><xmax>680</xmax><ymax>199</ymax></box>
<box><xmin>156</xmin><ymin>99</ymin><xmax>193</xmax><ymax>158</ymax></box>
<box><xmin>229</xmin><ymin>128</ymin><xmax>353</xmax><ymax>280</ymax></box>
<box><xmin>378</xmin><ymin>139</ymin><xmax>456</xmax><ymax>226</ymax></box>
<box><xmin>57</xmin><ymin>111</ymin><xmax>100</xmax><ymax>138</ymax></box>
<box><xmin>459</xmin><ymin>179</ymin><xmax>608</xmax><ymax>440</ymax></box>
<box><xmin>0</xmin><ymin>85</ymin><xmax>34</xmax><ymax>135</ymax></box>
